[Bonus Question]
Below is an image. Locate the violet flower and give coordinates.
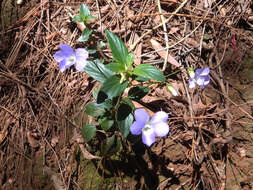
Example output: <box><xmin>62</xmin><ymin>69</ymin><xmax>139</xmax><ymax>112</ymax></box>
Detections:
<box><xmin>53</xmin><ymin>44</ymin><xmax>88</xmax><ymax>72</ymax></box>
<box><xmin>188</xmin><ymin>67</ymin><xmax>210</xmax><ymax>88</ymax></box>
<box><xmin>130</xmin><ymin>109</ymin><xmax>169</xmax><ymax>147</ymax></box>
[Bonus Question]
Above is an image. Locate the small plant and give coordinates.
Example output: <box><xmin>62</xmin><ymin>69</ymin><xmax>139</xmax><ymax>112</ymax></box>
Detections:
<box><xmin>53</xmin><ymin>4</ymin><xmax>211</xmax><ymax>157</ymax></box>
<box><xmin>72</xmin><ymin>4</ymin><xmax>96</xmax><ymax>42</ymax></box>
<box><xmin>54</xmin><ymin>29</ymin><xmax>167</xmax><ymax>155</ymax></box>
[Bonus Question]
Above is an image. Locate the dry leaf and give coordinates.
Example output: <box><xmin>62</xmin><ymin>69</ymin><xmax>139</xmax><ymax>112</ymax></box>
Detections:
<box><xmin>133</xmin><ymin>33</ymin><xmax>142</xmax><ymax>65</ymax></box>
<box><xmin>168</xmin><ymin>27</ymin><xmax>180</xmax><ymax>35</ymax></box>
<box><xmin>73</xmin><ymin>129</ymin><xmax>102</xmax><ymax>160</ymax></box>
<box><xmin>192</xmin><ymin>95</ymin><xmax>206</xmax><ymax>114</ymax></box>
<box><xmin>51</xmin><ymin>137</ymin><xmax>59</xmax><ymax>148</ymax></box>
<box><xmin>150</xmin><ymin>39</ymin><xmax>181</xmax><ymax>67</ymax></box>
<box><xmin>0</xmin><ymin>132</ymin><xmax>7</xmax><ymax>144</ymax></box>
<box><xmin>27</xmin><ymin>131</ymin><xmax>40</xmax><ymax>148</ymax></box>
<box><xmin>132</xmin><ymin>100</ymin><xmax>154</xmax><ymax>116</ymax></box>
<box><xmin>44</xmin><ymin>167</ymin><xmax>66</xmax><ymax>190</ymax></box>
<box><xmin>76</xmin><ymin>22</ymin><xmax>85</xmax><ymax>32</ymax></box>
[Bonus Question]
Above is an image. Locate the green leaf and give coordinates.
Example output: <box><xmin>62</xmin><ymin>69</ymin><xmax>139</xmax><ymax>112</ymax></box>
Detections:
<box><xmin>116</xmin><ymin>100</ymin><xmax>134</xmax><ymax>138</ymax></box>
<box><xmin>80</xmin><ymin>4</ymin><xmax>91</xmax><ymax>20</ymax></box>
<box><xmin>99</xmin><ymin>118</ymin><xmax>114</xmax><ymax>131</ymax></box>
<box><xmin>87</xmin><ymin>49</ymin><xmax>96</xmax><ymax>54</ymax></box>
<box><xmin>72</xmin><ymin>15</ymin><xmax>82</xmax><ymax>22</ymax></box>
<box><xmin>85</xmin><ymin>60</ymin><xmax>114</xmax><ymax>83</ymax></box>
<box><xmin>126</xmin><ymin>53</ymin><xmax>134</xmax><ymax>67</ymax></box>
<box><xmin>105</xmin><ymin>62</ymin><xmax>126</xmax><ymax>73</ymax></box>
<box><xmin>97</xmin><ymin>41</ymin><xmax>106</xmax><ymax>48</ymax></box>
<box><xmin>86</xmin><ymin>15</ymin><xmax>96</xmax><ymax>20</ymax></box>
<box><xmin>133</xmin><ymin>64</ymin><xmax>165</xmax><ymax>82</ymax></box>
<box><xmin>117</xmin><ymin>113</ymin><xmax>133</xmax><ymax>138</ymax></box>
<box><xmin>100</xmin><ymin>75</ymin><xmax>128</xmax><ymax>99</ymax></box>
<box><xmin>135</xmin><ymin>76</ymin><xmax>149</xmax><ymax>82</ymax></box>
<box><xmin>99</xmin><ymin>99</ymin><xmax>113</xmax><ymax>109</ymax></box>
<box><xmin>85</xmin><ymin>102</ymin><xmax>106</xmax><ymax>117</ymax></box>
<box><xmin>101</xmin><ymin>135</ymin><xmax>122</xmax><ymax>156</ymax></box>
<box><xmin>78</xmin><ymin>28</ymin><xmax>93</xmax><ymax>42</ymax></box>
<box><xmin>128</xmin><ymin>86</ymin><xmax>150</xmax><ymax>100</ymax></box>
<box><xmin>81</xmin><ymin>124</ymin><xmax>96</xmax><ymax>142</ymax></box>
<box><xmin>92</xmin><ymin>87</ymin><xmax>100</xmax><ymax>99</ymax></box>
<box><xmin>105</xmin><ymin>30</ymin><xmax>128</xmax><ymax>65</ymax></box>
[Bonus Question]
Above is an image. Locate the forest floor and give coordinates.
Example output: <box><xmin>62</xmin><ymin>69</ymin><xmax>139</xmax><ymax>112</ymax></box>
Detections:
<box><xmin>0</xmin><ymin>0</ymin><xmax>253</xmax><ymax>189</ymax></box>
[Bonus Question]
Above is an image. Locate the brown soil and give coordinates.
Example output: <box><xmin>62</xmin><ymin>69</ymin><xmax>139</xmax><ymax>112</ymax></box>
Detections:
<box><xmin>0</xmin><ymin>0</ymin><xmax>253</xmax><ymax>190</ymax></box>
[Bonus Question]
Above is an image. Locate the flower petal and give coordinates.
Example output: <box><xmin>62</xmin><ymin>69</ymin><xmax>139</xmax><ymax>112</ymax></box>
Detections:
<box><xmin>58</xmin><ymin>59</ymin><xmax>73</xmax><ymax>72</ymax></box>
<box><xmin>134</xmin><ymin>109</ymin><xmax>150</xmax><ymax>123</ymax></box>
<box><xmin>75</xmin><ymin>48</ymin><xmax>89</xmax><ymax>71</ymax></box>
<box><xmin>153</xmin><ymin>122</ymin><xmax>169</xmax><ymax>137</ymax></box>
<box><xmin>150</xmin><ymin>111</ymin><xmax>168</xmax><ymax>124</ymax></box>
<box><xmin>75</xmin><ymin>60</ymin><xmax>87</xmax><ymax>71</ymax></box>
<box><xmin>54</xmin><ymin>44</ymin><xmax>74</xmax><ymax>63</ymax></box>
<box><xmin>195</xmin><ymin>67</ymin><xmax>210</xmax><ymax>76</ymax></box>
<box><xmin>130</xmin><ymin>121</ymin><xmax>145</xmax><ymax>135</ymax></box>
<box><xmin>59</xmin><ymin>44</ymin><xmax>74</xmax><ymax>56</ymax></box>
<box><xmin>203</xmin><ymin>75</ymin><xmax>210</xmax><ymax>86</ymax></box>
<box><xmin>196</xmin><ymin>75</ymin><xmax>210</xmax><ymax>87</ymax></box>
<box><xmin>142</xmin><ymin>127</ymin><xmax>156</xmax><ymax>146</ymax></box>
<box><xmin>189</xmin><ymin>78</ymin><xmax>196</xmax><ymax>88</ymax></box>
<box><xmin>54</xmin><ymin>50</ymin><xmax>66</xmax><ymax>62</ymax></box>
<box><xmin>76</xmin><ymin>48</ymin><xmax>89</xmax><ymax>59</ymax></box>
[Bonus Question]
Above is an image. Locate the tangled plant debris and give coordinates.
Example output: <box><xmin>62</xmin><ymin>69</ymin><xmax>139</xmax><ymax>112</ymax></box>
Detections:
<box><xmin>1</xmin><ymin>1</ymin><xmax>253</xmax><ymax>190</ymax></box>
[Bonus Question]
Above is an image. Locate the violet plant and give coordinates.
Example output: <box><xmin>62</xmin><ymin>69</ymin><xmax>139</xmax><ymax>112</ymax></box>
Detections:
<box><xmin>53</xmin><ymin>4</ymin><xmax>209</xmax><ymax>156</ymax></box>
<box><xmin>188</xmin><ymin>67</ymin><xmax>210</xmax><ymax>88</ymax></box>
<box><xmin>54</xmin><ymin>29</ymin><xmax>167</xmax><ymax>156</ymax></box>
<box><xmin>130</xmin><ymin>109</ymin><xmax>169</xmax><ymax>147</ymax></box>
<box><xmin>53</xmin><ymin>44</ymin><xmax>88</xmax><ymax>72</ymax></box>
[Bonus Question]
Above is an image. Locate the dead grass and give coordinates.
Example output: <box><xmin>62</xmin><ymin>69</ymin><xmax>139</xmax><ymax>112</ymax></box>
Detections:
<box><xmin>0</xmin><ymin>0</ymin><xmax>253</xmax><ymax>189</ymax></box>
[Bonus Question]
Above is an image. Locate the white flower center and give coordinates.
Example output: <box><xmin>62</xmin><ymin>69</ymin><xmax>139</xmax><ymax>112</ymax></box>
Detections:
<box><xmin>142</xmin><ymin>123</ymin><xmax>152</xmax><ymax>132</ymax></box>
<box><xmin>66</xmin><ymin>55</ymin><xmax>76</xmax><ymax>66</ymax></box>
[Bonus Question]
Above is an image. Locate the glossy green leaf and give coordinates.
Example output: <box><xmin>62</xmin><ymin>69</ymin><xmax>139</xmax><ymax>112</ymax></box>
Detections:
<box><xmin>87</xmin><ymin>49</ymin><xmax>96</xmax><ymax>54</ymax></box>
<box><xmin>72</xmin><ymin>15</ymin><xmax>82</xmax><ymax>22</ymax></box>
<box><xmin>100</xmin><ymin>75</ymin><xmax>128</xmax><ymax>99</ymax></box>
<box><xmin>80</xmin><ymin>4</ymin><xmax>91</xmax><ymax>20</ymax></box>
<box><xmin>85</xmin><ymin>60</ymin><xmax>114</xmax><ymax>83</ymax></box>
<box><xmin>117</xmin><ymin>113</ymin><xmax>133</xmax><ymax>138</ymax></box>
<box><xmin>105</xmin><ymin>30</ymin><xmax>128</xmax><ymax>65</ymax></box>
<box><xmin>97</xmin><ymin>41</ymin><xmax>106</xmax><ymax>48</ymax></box>
<box><xmin>135</xmin><ymin>76</ymin><xmax>149</xmax><ymax>82</ymax></box>
<box><xmin>81</xmin><ymin>124</ymin><xmax>96</xmax><ymax>142</ymax></box>
<box><xmin>92</xmin><ymin>87</ymin><xmax>100</xmax><ymax>99</ymax></box>
<box><xmin>126</xmin><ymin>53</ymin><xmax>134</xmax><ymax>67</ymax></box>
<box><xmin>100</xmin><ymin>99</ymin><xmax>113</xmax><ymax>109</ymax></box>
<box><xmin>128</xmin><ymin>86</ymin><xmax>150</xmax><ymax>100</ymax></box>
<box><xmin>86</xmin><ymin>15</ymin><xmax>96</xmax><ymax>20</ymax></box>
<box><xmin>85</xmin><ymin>102</ymin><xmax>106</xmax><ymax>117</ymax></box>
<box><xmin>116</xmin><ymin>100</ymin><xmax>134</xmax><ymax>138</ymax></box>
<box><xmin>99</xmin><ymin>118</ymin><xmax>114</xmax><ymax>131</ymax></box>
<box><xmin>78</xmin><ymin>28</ymin><xmax>93</xmax><ymax>42</ymax></box>
<box><xmin>101</xmin><ymin>135</ymin><xmax>122</xmax><ymax>156</ymax></box>
<box><xmin>133</xmin><ymin>64</ymin><xmax>165</xmax><ymax>82</ymax></box>
<box><xmin>105</xmin><ymin>62</ymin><xmax>126</xmax><ymax>73</ymax></box>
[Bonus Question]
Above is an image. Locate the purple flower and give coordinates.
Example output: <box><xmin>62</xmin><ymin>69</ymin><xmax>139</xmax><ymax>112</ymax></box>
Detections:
<box><xmin>189</xmin><ymin>67</ymin><xmax>210</xmax><ymax>88</ymax></box>
<box><xmin>130</xmin><ymin>109</ymin><xmax>169</xmax><ymax>147</ymax></box>
<box><xmin>53</xmin><ymin>44</ymin><xmax>88</xmax><ymax>72</ymax></box>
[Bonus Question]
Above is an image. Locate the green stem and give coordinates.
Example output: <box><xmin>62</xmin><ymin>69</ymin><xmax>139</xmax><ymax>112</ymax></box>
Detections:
<box><xmin>165</xmin><ymin>69</ymin><xmax>181</xmax><ymax>77</ymax></box>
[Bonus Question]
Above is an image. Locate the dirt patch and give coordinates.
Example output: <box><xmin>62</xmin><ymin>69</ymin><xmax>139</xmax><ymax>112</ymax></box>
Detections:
<box><xmin>0</xmin><ymin>0</ymin><xmax>253</xmax><ymax>190</ymax></box>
